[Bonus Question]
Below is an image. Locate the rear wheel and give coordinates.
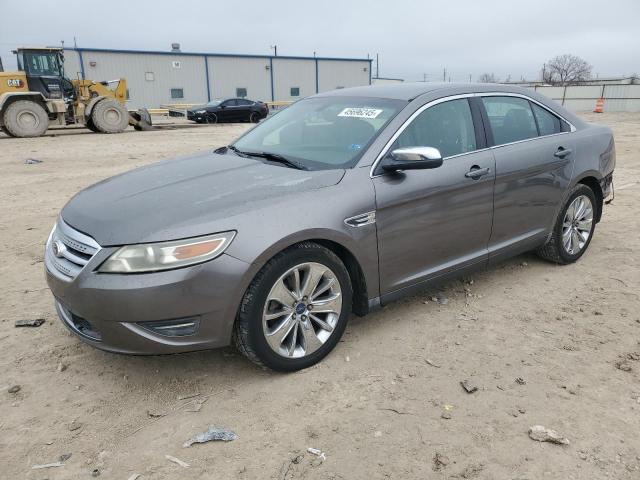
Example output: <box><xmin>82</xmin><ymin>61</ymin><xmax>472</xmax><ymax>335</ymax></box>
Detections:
<box><xmin>233</xmin><ymin>242</ymin><xmax>352</xmax><ymax>371</ymax></box>
<box><xmin>91</xmin><ymin>99</ymin><xmax>129</xmax><ymax>133</ymax></box>
<box><xmin>2</xmin><ymin>100</ymin><xmax>49</xmax><ymax>137</ymax></box>
<box><xmin>537</xmin><ymin>184</ymin><xmax>596</xmax><ymax>264</ymax></box>
<box><xmin>249</xmin><ymin>111</ymin><xmax>260</xmax><ymax>123</ymax></box>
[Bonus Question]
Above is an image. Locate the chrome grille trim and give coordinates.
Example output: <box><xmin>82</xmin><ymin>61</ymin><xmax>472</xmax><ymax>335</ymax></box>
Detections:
<box><xmin>45</xmin><ymin>219</ymin><xmax>101</xmax><ymax>281</ymax></box>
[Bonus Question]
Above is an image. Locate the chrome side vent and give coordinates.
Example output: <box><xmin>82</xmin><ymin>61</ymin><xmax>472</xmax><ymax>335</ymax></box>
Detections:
<box><xmin>344</xmin><ymin>211</ymin><xmax>376</xmax><ymax>228</ymax></box>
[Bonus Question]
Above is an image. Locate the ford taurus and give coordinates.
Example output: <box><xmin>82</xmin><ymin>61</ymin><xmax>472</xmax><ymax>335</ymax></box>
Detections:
<box><xmin>45</xmin><ymin>83</ymin><xmax>615</xmax><ymax>371</ymax></box>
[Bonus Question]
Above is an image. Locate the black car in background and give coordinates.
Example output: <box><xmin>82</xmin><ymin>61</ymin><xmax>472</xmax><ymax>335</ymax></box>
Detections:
<box><xmin>187</xmin><ymin>98</ymin><xmax>269</xmax><ymax>123</ymax></box>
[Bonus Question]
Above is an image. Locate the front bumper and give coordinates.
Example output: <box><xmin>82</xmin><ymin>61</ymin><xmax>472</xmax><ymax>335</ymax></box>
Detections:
<box><xmin>45</xmin><ymin>246</ymin><xmax>255</xmax><ymax>355</ymax></box>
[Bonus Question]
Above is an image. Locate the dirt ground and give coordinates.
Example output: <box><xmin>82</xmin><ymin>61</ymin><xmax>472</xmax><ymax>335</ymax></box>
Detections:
<box><xmin>1</xmin><ymin>112</ymin><xmax>639</xmax><ymax>480</ymax></box>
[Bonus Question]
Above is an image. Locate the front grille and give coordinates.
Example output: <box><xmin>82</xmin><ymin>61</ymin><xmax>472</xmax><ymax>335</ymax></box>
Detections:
<box><xmin>45</xmin><ymin>219</ymin><xmax>101</xmax><ymax>281</ymax></box>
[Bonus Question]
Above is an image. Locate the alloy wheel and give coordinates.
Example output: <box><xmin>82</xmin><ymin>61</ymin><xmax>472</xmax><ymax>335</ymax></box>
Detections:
<box><xmin>262</xmin><ymin>262</ymin><xmax>342</xmax><ymax>358</ymax></box>
<box><xmin>562</xmin><ymin>194</ymin><xmax>593</xmax><ymax>255</ymax></box>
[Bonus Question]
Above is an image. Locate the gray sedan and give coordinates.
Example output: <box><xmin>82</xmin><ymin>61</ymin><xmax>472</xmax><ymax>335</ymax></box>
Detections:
<box><xmin>45</xmin><ymin>83</ymin><xmax>615</xmax><ymax>371</ymax></box>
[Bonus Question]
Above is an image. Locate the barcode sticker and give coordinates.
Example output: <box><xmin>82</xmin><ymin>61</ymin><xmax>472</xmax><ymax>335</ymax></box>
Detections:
<box><xmin>337</xmin><ymin>108</ymin><xmax>383</xmax><ymax>119</ymax></box>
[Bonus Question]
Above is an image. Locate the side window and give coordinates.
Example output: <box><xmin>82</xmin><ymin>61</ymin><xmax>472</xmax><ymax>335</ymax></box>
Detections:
<box><xmin>481</xmin><ymin>96</ymin><xmax>537</xmax><ymax>145</ymax></box>
<box><xmin>391</xmin><ymin>98</ymin><xmax>476</xmax><ymax>158</ymax></box>
<box><xmin>170</xmin><ymin>88</ymin><xmax>184</xmax><ymax>99</ymax></box>
<box><xmin>236</xmin><ymin>87</ymin><xmax>247</xmax><ymax>98</ymax></box>
<box><xmin>531</xmin><ymin>103</ymin><xmax>562</xmax><ymax>136</ymax></box>
<box><xmin>290</xmin><ymin>87</ymin><xmax>300</xmax><ymax>97</ymax></box>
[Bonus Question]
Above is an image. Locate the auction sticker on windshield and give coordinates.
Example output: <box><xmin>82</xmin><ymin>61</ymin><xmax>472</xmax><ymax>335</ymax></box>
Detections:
<box><xmin>338</xmin><ymin>107</ymin><xmax>383</xmax><ymax>119</ymax></box>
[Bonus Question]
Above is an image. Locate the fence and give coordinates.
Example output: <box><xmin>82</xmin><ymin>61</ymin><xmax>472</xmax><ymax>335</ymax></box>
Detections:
<box><xmin>530</xmin><ymin>84</ymin><xmax>640</xmax><ymax>112</ymax></box>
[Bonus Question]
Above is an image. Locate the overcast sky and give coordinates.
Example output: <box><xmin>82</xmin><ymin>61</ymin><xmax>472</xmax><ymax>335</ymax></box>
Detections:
<box><xmin>1</xmin><ymin>0</ymin><xmax>638</xmax><ymax>81</ymax></box>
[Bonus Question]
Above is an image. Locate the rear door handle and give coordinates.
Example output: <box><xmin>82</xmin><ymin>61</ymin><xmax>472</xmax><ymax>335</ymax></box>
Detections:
<box><xmin>554</xmin><ymin>148</ymin><xmax>572</xmax><ymax>158</ymax></box>
<box><xmin>465</xmin><ymin>166</ymin><xmax>491</xmax><ymax>179</ymax></box>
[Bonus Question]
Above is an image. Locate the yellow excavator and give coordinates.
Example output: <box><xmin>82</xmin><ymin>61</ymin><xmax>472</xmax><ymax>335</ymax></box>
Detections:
<box><xmin>0</xmin><ymin>47</ymin><xmax>151</xmax><ymax>137</ymax></box>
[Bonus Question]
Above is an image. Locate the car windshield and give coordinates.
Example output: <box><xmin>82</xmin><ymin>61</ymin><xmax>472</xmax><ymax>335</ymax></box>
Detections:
<box><xmin>232</xmin><ymin>96</ymin><xmax>405</xmax><ymax>170</ymax></box>
<box><xmin>207</xmin><ymin>100</ymin><xmax>222</xmax><ymax>106</ymax></box>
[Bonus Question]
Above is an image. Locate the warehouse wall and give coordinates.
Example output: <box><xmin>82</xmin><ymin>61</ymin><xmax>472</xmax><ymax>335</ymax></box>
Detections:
<box><xmin>64</xmin><ymin>49</ymin><xmax>371</xmax><ymax>108</ymax></box>
<box><xmin>273</xmin><ymin>58</ymin><xmax>316</xmax><ymax>101</ymax></box>
<box><xmin>207</xmin><ymin>56</ymin><xmax>271</xmax><ymax>103</ymax></box>
<box><xmin>318</xmin><ymin>60</ymin><xmax>370</xmax><ymax>91</ymax></box>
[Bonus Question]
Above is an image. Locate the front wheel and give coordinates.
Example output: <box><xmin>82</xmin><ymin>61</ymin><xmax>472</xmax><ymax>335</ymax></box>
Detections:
<box><xmin>249</xmin><ymin>112</ymin><xmax>260</xmax><ymax>123</ymax></box>
<box><xmin>91</xmin><ymin>99</ymin><xmax>129</xmax><ymax>133</ymax></box>
<box><xmin>233</xmin><ymin>242</ymin><xmax>352</xmax><ymax>371</ymax></box>
<box><xmin>537</xmin><ymin>184</ymin><xmax>597</xmax><ymax>264</ymax></box>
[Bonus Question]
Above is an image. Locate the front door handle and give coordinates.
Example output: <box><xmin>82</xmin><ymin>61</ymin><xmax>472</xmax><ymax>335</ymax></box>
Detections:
<box><xmin>554</xmin><ymin>148</ymin><xmax>573</xmax><ymax>158</ymax></box>
<box><xmin>465</xmin><ymin>166</ymin><xmax>491</xmax><ymax>180</ymax></box>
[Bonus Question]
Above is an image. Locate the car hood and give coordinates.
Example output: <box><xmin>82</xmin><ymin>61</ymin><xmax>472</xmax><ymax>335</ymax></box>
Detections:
<box><xmin>62</xmin><ymin>152</ymin><xmax>345</xmax><ymax>246</ymax></box>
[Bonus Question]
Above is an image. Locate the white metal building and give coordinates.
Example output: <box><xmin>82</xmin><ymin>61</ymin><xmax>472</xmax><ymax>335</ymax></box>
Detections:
<box><xmin>63</xmin><ymin>48</ymin><xmax>372</xmax><ymax>109</ymax></box>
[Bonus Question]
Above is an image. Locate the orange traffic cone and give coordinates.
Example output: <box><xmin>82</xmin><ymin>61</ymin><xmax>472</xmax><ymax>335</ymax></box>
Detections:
<box><xmin>594</xmin><ymin>97</ymin><xmax>605</xmax><ymax>113</ymax></box>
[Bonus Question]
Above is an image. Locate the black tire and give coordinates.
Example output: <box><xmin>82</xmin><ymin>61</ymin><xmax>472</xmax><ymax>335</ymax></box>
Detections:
<box><xmin>204</xmin><ymin>113</ymin><xmax>218</xmax><ymax>124</ymax></box>
<box><xmin>85</xmin><ymin>118</ymin><xmax>100</xmax><ymax>133</ymax></box>
<box><xmin>1</xmin><ymin>125</ymin><xmax>16</xmax><ymax>137</ymax></box>
<box><xmin>233</xmin><ymin>242</ymin><xmax>353</xmax><ymax>371</ymax></box>
<box><xmin>249</xmin><ymin>111</ymin><xmax>260</xmax><ymax>123</ymax></box>
<box><xmin>537</xmin><ymin>183</ymin><xmax>597</xmax><ymax>264</ymax></box>
<box><xmin>2</xmin><ymin>100</ymin><xmax>49</xmax><ymax>137</ymax></box>
<box><xmin>90</xmin><ymin>99</ymin><xmax>129</xmax><ymax>133</ymax></box>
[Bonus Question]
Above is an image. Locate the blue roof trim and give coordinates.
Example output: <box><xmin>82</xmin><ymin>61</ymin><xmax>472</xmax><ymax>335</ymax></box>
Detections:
<box><xmin>66</xmin><ymin>47</ymin><xmax>372</xmax><ymax>63</ymax></box>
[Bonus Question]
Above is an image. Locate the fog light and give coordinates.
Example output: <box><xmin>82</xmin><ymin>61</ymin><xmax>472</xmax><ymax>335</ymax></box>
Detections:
<box><xmin>138</xmin><ymin>317</ymin><xmax>200</xmax><ymax>337</ymax></box>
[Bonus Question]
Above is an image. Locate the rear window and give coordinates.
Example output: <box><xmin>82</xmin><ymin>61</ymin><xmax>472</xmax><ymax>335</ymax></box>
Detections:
<box><xmin>531</xmin><ymin>103</ymin><xmax>562</xmax><ymax>136</ymax></box>
<box><xmin>482</xmin><ymin>96</ymin><xmax>538</xmax><ymax>145</ymax></box>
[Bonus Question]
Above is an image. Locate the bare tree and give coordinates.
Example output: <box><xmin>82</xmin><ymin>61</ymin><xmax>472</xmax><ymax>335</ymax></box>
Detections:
<box><xmin>544</xmin><ymin>54</ymin><xmax>592</xmax><ymax>85</ymax></box>
<box><xmin>478</xmin><ymin>73</ymin><xmax>498</xmax><ymax>83</ymax></box>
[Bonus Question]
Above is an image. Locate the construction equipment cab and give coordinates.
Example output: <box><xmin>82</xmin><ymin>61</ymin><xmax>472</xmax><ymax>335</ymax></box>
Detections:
<box><xmin>0</xmin><ymin>47</ymin><xmax>151</xmax><ymax>137</ymax></box>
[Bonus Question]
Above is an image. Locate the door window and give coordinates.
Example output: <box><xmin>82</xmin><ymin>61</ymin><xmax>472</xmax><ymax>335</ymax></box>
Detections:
<box><xmin>236</xmin><ymin>87</ymin><xmax>248</xmax><ymax>98</ymax></box>
<box><xmin>391</xmin><ymin>98</ymin><xmax>476</xmax><ymax>158</ymax></box>
<box><xmin>481</xmin><ymin>96</ymin><xmax>537</xmax><ymax>145</ymax></box>
<box><xmin>531</xmin><ymin>103</ymin><xmax>562</xmax><ymax>136</ymax></box>
<box><xmin>170</xmin><ymin>88</ymin><xmax>184</xmax><ymax>99</ymax></box>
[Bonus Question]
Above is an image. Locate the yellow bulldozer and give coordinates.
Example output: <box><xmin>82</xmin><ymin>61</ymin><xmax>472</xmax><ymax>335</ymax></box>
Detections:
<box><xmin>0</xmin><ymin>47</ymin><xmax>151</xmax><ymax>137</ymax></box>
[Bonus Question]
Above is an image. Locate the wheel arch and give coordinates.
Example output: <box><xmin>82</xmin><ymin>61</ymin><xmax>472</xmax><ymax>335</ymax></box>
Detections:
<box><xmin>0</xmin><ymin>92</ymin><xmax>47</xmax><ymax>119</ymax></box>
<box><xmin>84</xmin><ymin>95</ymin><xmax>107</xmax><ymax>117</ymax></box>
<box><xmin>573</xmin><ymin>172</ymin><xmax>604</xmax><ymax>223</ymax></box>
<box><xmin>242</xmin><ymin>231</ymin><xmax>372</xmax><ymax>318</ymax></box>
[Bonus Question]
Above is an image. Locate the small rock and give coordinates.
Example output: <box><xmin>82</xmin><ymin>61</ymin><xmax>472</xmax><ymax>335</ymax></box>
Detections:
<box><xmin>374</xmin><ymin>430</ymin><xmax>382</xmax><ymax>437</ymax></box>
<box><xmin>68</xmin><ymin>420</ymin><xmax>83</xmax><ymax>432</ymax></box>
<box><xmin>528</xmin><ymin>425</ymin><xmax>570</xmax><ymax>445</ymax></box>
<box><xmin>433</xmin><ymin>452</ymin><xmax>450</xmax><ymax>471</ymax></box>
<box><xmin>521</xmin><ymin>262</ymin><xmax>528</xmax><ymax>267</ymax></box>
<box><xmin>515</xmin><ymin>377</ymin><xmax>526</xmax><ymax>385</ymax></box>
<box><xmin>579</xmin><ymin>451</ymin><xmax>588</xmax><ymax>460</ymax></box>
<box><xmin>59</xmin><ymin>453</ymin><xmax>72</xmax><ymax>462</ymax></box>
<box><xmin>441</xmin><ymin>411</ymin><xmax>452</xmax><ymax>420</ymax></box>
<box><xmin>436</xmin><ymin>295</ymin><xmax>449</xmax><ymax>305</ymax></box>
<box><xmin>459</xmin><ymin>463</ymin><xmax>484</xmax><ymax>478</ymax></box>
<box><xmin>345</xmin><ymin>356</ymin><xmax>350</xmax><ymax>362</ymax></box>
<box><xmin>594</xmin><ymin>310</ymin><xmax>603</xmax><ymax>316</ymax></box>
<box><xmin>8</xmin><ymin>385</ymin><xmax>21</xmax><ymax>394</ymax></box>
<box><xmin>15</xmin><ymin>318</ymin><xmax>45</xmax><ymax>327</ymax></box>
<box><xmin>57</xmin><ymin>363</ymin><xmax>67</xmax><ymax>372</ymax></box>
<box><xmin>616</xmin><ymin>361</ymin><xmax>632</xmax><ymax>372</ymax></box>
<box><xmin>460</xmin><ymin>380</ymin><xmax>478</xmax><ymax>394</ymax></box>
<box><xmin>183</xmin><ymin>426</ymin><xmax>237</xmax><ymax>447</ymax></box>
<box><xmin>24</xmin><ymin>158</ymin><xmax>43</xmax><ymax>164</ymax></box>
<box><xmin>91</xmin><ymin>469</ymin><xmax>100</xmax><ymax>477</ymax></box>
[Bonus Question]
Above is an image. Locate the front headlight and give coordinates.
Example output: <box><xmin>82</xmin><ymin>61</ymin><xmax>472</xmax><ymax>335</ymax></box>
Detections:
<box><xmin>195</xmin><ymin>109</ymin><xmax>206</xmax><ymax>114</ymax></box>
<box><xmin>98</xmin><ymin>231</ymin><xmax>235</xmax><ymax>273</ymax></box>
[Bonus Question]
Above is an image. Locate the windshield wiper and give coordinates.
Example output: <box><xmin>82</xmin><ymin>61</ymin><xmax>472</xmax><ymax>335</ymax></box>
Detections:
<box><xmin>231</xmin><ymin>148</ymin><xmax>308</xmax><ymax>170</ymax></box>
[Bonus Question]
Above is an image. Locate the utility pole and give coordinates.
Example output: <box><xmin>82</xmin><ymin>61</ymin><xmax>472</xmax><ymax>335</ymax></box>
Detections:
<box><xmin>271</xmin><ymin>45</ymin><xmax>278</xmax><ymax>57</ymax></box>
<box><xmin>376</xmin><ymin>53</ymin><xmax>379</xmax><ymax>78</ymax></box>
<box><xmin>423</xmin><ymin>73</ymin><xmax>427</xmax><ymax>82</ymax></box>
<box><xmin>469</xmin><ymin>73</ymin><xmax>472</xmax><ymax>83</ymax></box>
<box><xmin>443</xmin><ymin>67</ymin><xmax>446</xmax><ymax>81</ymax></box>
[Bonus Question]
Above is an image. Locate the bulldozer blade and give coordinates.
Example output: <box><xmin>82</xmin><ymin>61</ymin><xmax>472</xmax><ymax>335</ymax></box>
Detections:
<box><xmin>129</xmin><ymin>108</ymin><xmax>153</xmax><ymax>131</ymax></box>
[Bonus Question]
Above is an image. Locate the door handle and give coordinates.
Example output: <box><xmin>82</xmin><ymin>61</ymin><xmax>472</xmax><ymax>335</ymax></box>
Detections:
<box><xmin>554</xmin><ymin>148</ymin><xmax>572</xmax><ymax>158</ymax></box>
<box><xmin>465</xmin><ymin>166</ymin><xmax>491</xmax><ymax>179</ymax></box>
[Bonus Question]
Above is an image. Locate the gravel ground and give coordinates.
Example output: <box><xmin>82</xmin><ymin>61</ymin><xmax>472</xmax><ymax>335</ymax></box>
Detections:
<box><xmin>1</xmin><ymin>113</ymin><xmax>639</xmax><ymax>479</ymax></box>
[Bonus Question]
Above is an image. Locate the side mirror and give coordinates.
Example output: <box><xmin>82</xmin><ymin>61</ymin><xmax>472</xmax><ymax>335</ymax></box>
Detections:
<box><xmin>381</xmin><ymin>147</ymin><xmax>443</xmax><ymax>172</ymax></box>
<box><xmin>220</xmin><ymin>104</ymin><xmax>227</xmax><ymax>109</ymax></box>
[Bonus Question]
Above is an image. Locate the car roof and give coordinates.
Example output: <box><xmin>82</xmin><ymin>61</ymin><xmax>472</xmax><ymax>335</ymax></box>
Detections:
<box><xmin>316</xmin><ymin>82</ymin><xmax>537</xmax><ymax>101</ymax></box>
